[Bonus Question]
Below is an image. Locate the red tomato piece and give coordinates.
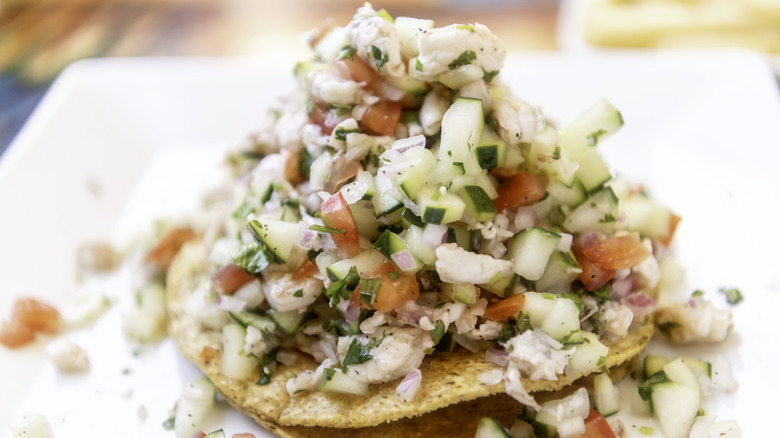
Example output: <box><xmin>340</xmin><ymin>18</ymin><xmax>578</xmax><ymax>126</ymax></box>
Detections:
<box><xmin>582</xmin><ymin>232</ymin><xmax>651</xmax><ymax>270</ymax></box>
<box><xmin>360</xmin><ymin>100</ymin><xmax>402</xmax><ymax>136</ymax></box>
<box><xmin>144</xmin><ymin>227</ymin><xmax>197</xmax><ymax>271</ymax></box>
<box><xmin>309</xmin><ymin>104</ymin><xmax>349</xmax><ymax>135</ymax></box>
<box><xmin>482</xmin><ymin>294</ymin><xmax>526</xmax><ymax>322</ymax></box>
<box><xmin>573</xmin><ymin>235</ymin><xmax>615</xmax><ymax>292</ymax></box>
<box><xmin>291</xmin><ymin>259</ymin><xmax>319</xmax><ymax>282</ymax></box>
<box><xmin>211</xmin><ymin>264</ymin><xmax>255</xmax><ymax>295</ymax></box>
<box><xmin>0</xmin><ymin>319</ymin><xmax>36</xmax><ymax>349</ymax></box>
<box><xmin>320</xmin><ymin>192</ymin><xmax>361</xmax><ymax>259</ymax></box>
<box><xmin>13</xmin><ymin>298</ymin><xmax>61</xmax><ymax>334</ymax></box>
<box><xmin>658</xmin><ymin>213</ymin><xmax>681</xmax><ymax>247</ymax></box>
<box><xmin>572</xmin><ymin>410</ymin><xmax>617</xmax><ymax>438</ymax></box>
<box><xmin>493</xmin><ymin>171</ymin><xmax>549</xmax><ymax>212</ymax></box>
<box><xmin>232</xmin><ymin>434</ymin><xmax>257</xmax><ymax>438</ymax></box>
<box><xmin>199</xmin><ymin>346</ymin><xmax>219</xmax><ymax>360</ymax></box>
<box><xmin>358</xmin><ymin>262</ymin><xmax>420</xmax><ymax>313</ymax></box>
<box><xmin>333</xmin><ymin>57</ymin><xmax>380</xmax><ymax>89</ymax></box>
<box><xmin>284</xmin><ymin>150</ymin><xmax>307</xmax><ymax>185</ymax></box>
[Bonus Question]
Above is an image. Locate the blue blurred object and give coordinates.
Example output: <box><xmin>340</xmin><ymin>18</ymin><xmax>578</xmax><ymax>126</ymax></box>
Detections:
<box><xmin>0</xmin><ymin>75</ymin><xmax>47</xmax><ymax>157</ymax></box>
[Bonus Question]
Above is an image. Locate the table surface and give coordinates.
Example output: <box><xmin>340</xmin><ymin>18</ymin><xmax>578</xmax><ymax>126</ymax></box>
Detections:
<box><xmin>0</xmin><ymin>0</ymin><xmax>560</xmax><ymax>155</ymax></box>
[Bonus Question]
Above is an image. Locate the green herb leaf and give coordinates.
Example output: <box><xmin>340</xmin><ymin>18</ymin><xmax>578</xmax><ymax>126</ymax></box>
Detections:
<box><xmin>250</xmin><ymin>348</ymin><xmax>279</xmax><ymax>385</ymax></box>
<box><xmin>232</xmin><ymin>242</ymin><xmax>275</xmax><ymax>274</ymax></box>
<box><xmin>719</xmin><ymin>287</ymin><xmax>743</xmax><ymax>305</ymax></box>
<box><xmin>371</xmin><ymin>45</ymin><xmax>389</xmax><ymax>69</ymax></box>
<box><xmin>515</xmin><ymin>313</ymin><xmax>532</xmax><ymax>334</ymax></box>
<box><xmin>343</xmin><ymin>338</ymin><xmax>375</xmax><ymax>365</ymax></box>
<box><xmin>415</xmin><ymin>58</ymin><xmax>423</xmax><ymax>72</ymax></box>
<box><xmin>482</xmin><ymin>69</ymin><xmax>499</xmax><ymax>82</ymax></box>
<box><xmin>359</xmin><ymin>278</ymin><xmax>382</xmax><ymax>305</ymax></box>
<box><xmin>334</xmin><ymin>126</ymin><xmax>360</xmax><ymax>141</ymax></box>
<box><xmin>497</xmin><ymin>323</ymin><xmax>517</xmax><ymax>343</ymax></box>
<box><xmin>309</xmin><ymin>224</ymin><xmax>347</xmax><ymax>235</ymax></box>
<box><xmin>456</xmin><ymin>24</ymin><xmax>475</xmax><ymax>32</ymax></box>
<box><xmin>161</xmin><ymin>417</ymin><xmax>175</xmax><ymax>431</ymax></box>
<box><xmin>430</xmin><ymin>320</ymin><xmax>446</xmax><ymax>345</ymax></box>
<box><xmin>448</xmin><ymin>50</ymin><xmax>477</xmax><ymax>70</ymax></box>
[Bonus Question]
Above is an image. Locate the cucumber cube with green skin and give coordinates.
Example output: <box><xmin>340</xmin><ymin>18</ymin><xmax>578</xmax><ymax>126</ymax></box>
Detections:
<box><xmin>248</xmin><ymin>219</ymin><xmax>301</xmax><ymax>263</ymax></box>
<box><xmin>415</xmin><ymin>185</ymin><xmax>466</xmax><ymax>225</ymax></box>
<box><xmin>326</xmin><ymin>249</ymin><xmax>387</xmax><ymax>281</ymax></box>
<box><xmin>267</xmin><ymin>308</ymin><xmax>307</xmax><ymax>336</ymax></box>
<box><xmin>404</xmin><ymin>225</ymin><xmax>436</xmax><ymax>265</ymax></box>
<box><xmin>559</xmin><ymin>98</ymin><xmax>624</xmax><ymax>161</ymax></box>
<box><xmin>507</xmin><ymin>227</ymin><xmax>562</xmax><ymax>281</ymax></box>
<box><xmin>475</xmin><ymin>128</ymin><xmax>506</xmax><ymax>169</ymax></box>
<box><xmin>373</xmin><ymin>230</ymin><xmax>421</xmax><ymax>272</ymax></box>
<box><xmin>446</xmin><ymin>225</ymin><xmax>474</xmax><ymax>251</ymax></box>
<box><xmin>373</xmin><ymin>172</ymin><xmax>404</xmax><ymax>217</ymax></box>
<box><xmin>562</xmin><ymin>186</ymin><xmax>618</xmax><ymax>234</ymax></box>
<box><xmin>319</xmin><ymin>368</ymin><xmax>368</xmax><ymax>396</ymax></box>
<box><xmin>479</xmin><ymin>273</ymin><xmax>518</xmax><ymax>298</ymax></box>
<box><xmin>398</xmin><ymin>147</ymin><xmax>437</xmax><ymax>199</ymax></box>
<box><xmin>533</xmin><ymin>250</ymin><xmax>582</xmax><ymax>294</ymax></box>
<box><xmin>523</xmin><ymin>292</ymin><xmax>583</xmax><ymax>343</ymax></box>
<box><xmin>441</xmin><ymin>283</ymin><xmax>479</xmax><ymax>305</ymax></box>
<box><xmin>644</xmin><ymin>354</ymin><xmax>670</xmax><ymax>379</ymax></box>
<box><xmin>439</xmin><ymin>97</ymin><xmax>484</xmax><ymax>175</ymax></box>
<box><xmin>593</xmin><ymin>373</ymin><xmax>621</xmax><ymax>417</ymax></box>
<box><xmin>475</xmin><ymin>417</ymin><xmax>512</xmax><ymax>438</ymax></box>
<box><xmin>567</xmin><ymin>331</ymin><xmax>609</xmax><ymax>375</ymax></box>
<box><xmin>651</xmin><ymin>381</ymin><xmax>700</xmax><ymax>438</ymax></box>
<box><xmin>460</xmin><ymin>185</ymin><xmax>497</xmax><ymax>222</ymax></box>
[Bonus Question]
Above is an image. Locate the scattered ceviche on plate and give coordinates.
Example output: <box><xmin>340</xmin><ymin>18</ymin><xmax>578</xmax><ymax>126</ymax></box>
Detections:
<box><xmin>1</xmin><ymin>3</ymin><xmax>744</xmax><ymax>438</ymax></box>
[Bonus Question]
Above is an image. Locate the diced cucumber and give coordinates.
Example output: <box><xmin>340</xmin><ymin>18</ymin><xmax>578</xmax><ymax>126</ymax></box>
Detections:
<box><xmin>475</xmin><ymin>417</ymin><xmax>512</xmax><ymax>438</ymax></box>
<box><xmin>394</xmin><ymin>16</ymin><xmax>434</xmax><ymax>59</ymax></box>
<box><xmin>593</xmin><ymin>373</ymin><xmax>621</xmax><ymax>416</ymax></box>
<box><xmin>524</xmin><ymin>292</ymin><xmax>583</xmax><ymax>344</ymax></box>
<box><xmin>349</xmin><ymin>200</ymin><xmax>382</xmax><ymax>241</ymax></box>
<box><xmin>373</xmin><ymin>172</ymin><xmax>404</xmax><ymax>217</ymax></box>
<box><xmin>533</xmin><ymin>250</ymin><xmax>582</xmax><ymax>293</ymax></box>
<box><xmin>404</xmin><ymin>225</ymin><xmax>437</xmax><ymax>265</ymax></box>
<box><xmin>439</xmin><ymin>97</ymin><xmax>484</xmax><ymax>175</ymax></box>
<box><xmin>397</xmin><ymin>147</ymin><xmax>437</xmax><ymax>199</ymax></box>
<box><xmin>534</xmin><ymin>388</ymin><xmax>590</xmax><ymax>438</ymax></box>
<box><xmin>663</xmin><ymin>358</ymin><xmax>700</xmax><ymax>388</ymax></box>
<box><xmin>480</xmin><ymin>272</ymin><xmax>518</xmax><ymax>298</ymax></box>
<box><xmin>228</xmin><ymin>311</ymin><xmax>276</xmax><ymax>333</ymax></box>
<box><xmin>221</xmin><ymin>323</ymin><xmax>257</xmax><ymax>380</ymax></box>
<box><xmin>618</xmin><ymin>195</ymin><xmax>673</xmax><ymax>240</ymax></box>
<box><xmin>575</xmin><ymin>149</ymin><xmax>613</xmax><ymax>192</ymax></box>
<box><xmin>319</xmin><ymin>368</ymin><xmax>368</xmax><ymax>396</ymax></box>
<box><xmin>561</xmin><ymin>186</ymin><xmax>618</xmax><ymax>234</ymax></box>
<box><xmin>681</xmin><ymin>357</ymin><xmax>712</xmax><ymax>378</ymax></box>
<box><xmin>650</xmin><ymin>381</ymin><xmax>701</xmax><ymax>438</ymax></box>
<box><xmin>248</xmin><ymin>218</ymin><xmax>301</xmax><ymax>263</ymax></box>
<box><xmin>507</xmin><ymin>227</ymin><xmax>562</xmax><ymax>281</ymax></box>
<box><xmin>566</xmin><ymin>331</ymin><xmax>609</xmax><ymax>375</ymax></box>
<box><xmin>460</xmin><ymin>185</ymin><xmax>497</xmax><ymax>222</ymax></box>
<box><xmin>314</xmin><ymin>249</ymin><xmax>340</xmax><ymax>279</ymax></box>
<box><xmin>427</xmin><ymin>160</ymin><xmax>465</xmax><ymax>186</ymax></box>
<box><xmin>204</xmin><ymin>430</ymin><xmax>226</xmax><ymax>438</ymax></box>
<box><xmin>313</xmin><ymin>26</ymin><xmax>348</xmax><ymax>62</ymax></box>
<box><xmin>644</xmin><ymin>354</ymin><xmax>669</xmax><ymax>379</ymax></box>
<box><xmin>529</xmin><ymin>126</ymin><xmax>579</xmax><ymax>186</ymax></box>
<box><xmin>326</xmin><ymin>249</ymin><xmax>387</xmax><ymax>280</ymax></box>
<box><xmin>267</xmin><ymin>308</ymin><xmax>307</xmax><ymax>336</ymax></box>
<box><xmin>415</xmin><ymin>185</ymin><xmax>466</xmax><ymax>225</ymax></box>
<box><xmin>438</xmin><ymin>64</ymin><xmax>484</xmax><ymax>90</ymax></box>
<box><xmin>446</xmin><ymin>225</ymin><xmax>474</xmax><ymax>251</ymax></box>
<box><xmin>449</xmin><ymin>173</ymin><xmax>498</xmax><ymax>200</ymax></box>
<box><xmin>441</xmin><ymin>283</ymin><xmax>479</xmax><ymax>306</ymax></box>
<box><xmin>174</xmin><ymin>377</ymin><xmax>216</xmax><ymax>438</ymax></box>
<box><xmin>309</xmin><ymin>152</ymin><xmax>334</xmax><ymax>191</ymax></box>
<box><xmin>508</xmin><ymin>420</ymin><xmax>535</xmax><ymax>438</ymax></box>
<box><xmin>546</xmin><ymin>178</ymin><xmax>588</xmax><ymax>209</ymax></box>
<box><xmin>559</xmin><ymin>98</ymin><xmax>624</xmax><ymax>160</ymax></box>
<box><xmin>522</xmin><ymin>292</ymin><xmax>557</xmax><ymax>328</ymax></box>
<box><xmin>475</xmin><ymin>128</ymin><xmax>506</xmax><ymax>169</ymax></box>
<box><xmin>373</xmin><ymin>230</ymin><xmax>421</xmax><ymax>272</ymax></box>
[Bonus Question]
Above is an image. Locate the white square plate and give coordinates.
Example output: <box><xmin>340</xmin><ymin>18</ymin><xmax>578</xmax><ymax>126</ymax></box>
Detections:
<box><xmin>1</xmin><ymin>52</ymin><xmax>779</xmax><ymax>437</ymax></box>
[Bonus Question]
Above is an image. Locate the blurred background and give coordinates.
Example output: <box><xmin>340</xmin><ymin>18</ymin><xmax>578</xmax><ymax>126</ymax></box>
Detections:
<box><xmin>1</xmin><ymin>0</ymin><xmax>778</xmax><ymax>155</ymax></box>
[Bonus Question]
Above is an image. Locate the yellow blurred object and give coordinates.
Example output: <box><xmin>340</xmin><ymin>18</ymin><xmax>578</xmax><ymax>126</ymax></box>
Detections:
<box><xmin>584</xmin><ymin>0</ymin><xmax>780</xmax><ymax>52</ymax></box>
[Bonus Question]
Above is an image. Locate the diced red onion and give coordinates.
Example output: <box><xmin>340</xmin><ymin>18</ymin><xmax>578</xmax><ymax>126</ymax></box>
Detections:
<box><xmin>391</xmin><ymin>135</ymin><xmax>426</xmax><ymax>153</ymax></box>
<box><xmin>216</xmin><ymin>294</ymin><xmax>247</xmax><ymax>313</ymax></box>
<box><xmin>485</xmin><ymin>348</ymin><xmax>509</xmax><ymax>367</ymax></box>
<box><xmin>396</xmin><ymin>369</ymin><xmax>422</xmax><ymax>402</ymax></box>
<box><xmin>391</xmin><ymin>250</ymin><xmax>417</xmax><ymax>272</ymax></box>
<box><xmin>345</xmin><ymin>304</ymin><xmax>361</xmax><ymax>324</ymax></box>
<box><xmin>298</xmin><ymin>229</ymin><xmax>319</xmax><ymax>249</ymax></box>
<box><xmin>611</xmin><ymin>278</ymin><xmax>634</xmax><ymax>299</ymax></box>
<box><xmin>579</xmin><ymin>230</ymin><xmax>599</xmax><ymax>248</ymax></box>
<box><xmin>621</xmin><ymin>292</ymin><xmax>656</xmax><ymax>321</ymax></box>
<box><xmin>422</xmin><ymin>224</ymin><xmax>448</xmax><ymax>247</ymax></box>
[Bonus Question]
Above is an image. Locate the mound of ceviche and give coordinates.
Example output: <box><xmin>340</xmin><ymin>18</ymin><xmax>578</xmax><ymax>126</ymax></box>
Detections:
<box><xmin>125</xmin><ymin>3</ymin><xmax>740</xmax><ymax>438</ymax></box>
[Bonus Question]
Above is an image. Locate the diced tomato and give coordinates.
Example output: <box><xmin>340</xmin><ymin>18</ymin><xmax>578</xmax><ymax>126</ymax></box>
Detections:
<box><xmin>482</xmin><ymin>294</ymin><xmax>526</xmax><ymax>322</ymax></box>
<box><xmin>309</xmin><ymin>103</ymin><xmax>349</xmax><ymax>135</ymax></box>
<box><xmin>334</xmin><ymin>57</ymin><xmax>380</xmax><ymax>89</ymax></box>
<box><xmin>199</xmin><ymin>346</ymin><xmax>219</xmax><ymax>360</ymax></box>
<box><xmin>572</xmin><ymin>410</ymin><xmax>616</xmax><ymax>438</ymax></box>
<box><xmin>144</xmin><ymin>227</ymin><xmax>197</xmax><ymax>271</ymax></box>
<box><xmin>291</xmin><ymin>259</ymin><xmax>319</xmax><ymax>282</ymax></box>
<box><xmin>357</xmin><ymin>262</ymin><xmax>420</xmax><ymax>312</ymax></box>
<box><xmin>232</xmin><ymin>434</ymin><xmax>257</xmax><ymax>438</ymax></box>
<box><xmin>13</xmin><ymin>298</ymin><xmax>61</xmax><ymax>334</ymax></box>
<box><xmin>212</xmin><ymin>264</ymin><xmax>255</xmax><ymax>295</ymax></box>
<box><xmin>191</xmin><ymin>431</ymin><xmax>206</xmax><ymax>438</ymax></box>
<box><xmin>493</xmin><ymin>171</ymin><xmax>549</xmax><ymax>212</ymax></box>
<box><xmin>284</xmin><ymin>150</ymin><xmax>307</xmax><ymax>185</ymax></box>
<box><xmin>360</xmin><ymin>100</ymin><xmax>402</xmax><ymax>136</ymax></box>
<box><xmin>577</xmin><ymin>253</ymin><xmax>615</xmax><ymax>292</ymax></box>
<box><xmin>582</xmin><ymin>232</ymin><xmax>651</xmax><ymax>270</ymax></box>
<box><xmin>658</xmin><ymin>213</ymin><xmax>681</xmax><ymax>247</ymax></box>
<box><xmin>323</xmin><ymin>153</ymin><xmax>363</xmax><ymax>194</ymax></box>
<box><xmin>0</xmin><ymin>319</ymin><xmax>36</xmax><ymax>349</ymax></box>
<box><xmin>320</xmin><ymin>192</ymin><xmax>361</xmax><ymax>259</ymax></box>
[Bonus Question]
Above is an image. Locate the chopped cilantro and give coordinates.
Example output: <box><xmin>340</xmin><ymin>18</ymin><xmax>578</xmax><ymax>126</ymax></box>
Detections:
<box><xmin>333</xmin><ymin>125</ymin><xmax>360</xmax><ymax>141</ymax></box>
<box><xmin>587</xmin><ymin>129</ymin><xmax>608</xmax><ymax>146</ymax></box>
<box><xmin>338</xmin><ymin>45</ymin><xmax>356</xmax><ymax>60</ymax></box>
<box><xmin>497</xmin><ymin>323</ymin><xmax>517</xmax><ymax>343</ymax></box>
<box><xmin>371</xmin><ymin>45</ymin><xmax>389</xmax><ymax>69</ymax></box>
<box><xmin>515</xmin><ymin>313</ymin><xmax>532</xmax><ymax>333</ymax></box>
<box><xmin>232</xmin><ymin>242</ymin><xmax>275</xmax><ymax>274</ymax></box>
<box><xmin>161</xmin><ymin>417</ymin><xmax>175</xmax><ymax>431</ymax></box>
<box><xmin>359</xmin><ymin>278</ymin><xmax>382</xmax><ymax>305</ymax></box>
<box><xmin>430</xmin><ymin>320</ymin><xmax>446</xmax><ymax>345</ymax></box>
<box><xmin>415</xmin><ymin>58</ymin><xmax>423</xmax><ymax>72</ymax></box>
<box><xmin>309</xmin><ymin>224</ymin><xmax>347</xmax><ymax>235</ymax></box>
<box><xmin>719</xmin><ymin>287</ymin><xmax>744</xmax><ymax>305</ymax></box>
<box><xmin>448</xmin><ymin>50</ymin><xmax>477</xmax><ymax>70</ymax></box>
<box><xmin>293</xmin><ymin>289</ymin><xmax>304</xmax><ymax>298</ymax></box>
<box><xmin>592</xmin><ymin>283</ymin><xmax>612</xmax><ymax>304</ymax></box>
<box><xmin>456</xmin><ymin>24</ymin><xmax>475</xmax><ymax>32</ymax></box>
<box><xmin>482</xmin><ymin>69</ymin><xmax>499</xmax><ymax>82</ymax></box>
<box><xmin>250</xmin><ymin>348</ymin><xmax>279</xmax><ymax>385</ymax></box>
<box><xmin>343</xmin><ymin>338</ymin><xmax>375</xmax><ymax>365</ymax></box>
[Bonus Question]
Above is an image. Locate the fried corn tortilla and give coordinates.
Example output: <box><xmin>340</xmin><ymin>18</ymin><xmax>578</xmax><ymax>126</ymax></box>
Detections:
<box><xmin>166</xmin><ymin>242</ymin><xmax>654</xmax><ymax>434</ymax></box>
